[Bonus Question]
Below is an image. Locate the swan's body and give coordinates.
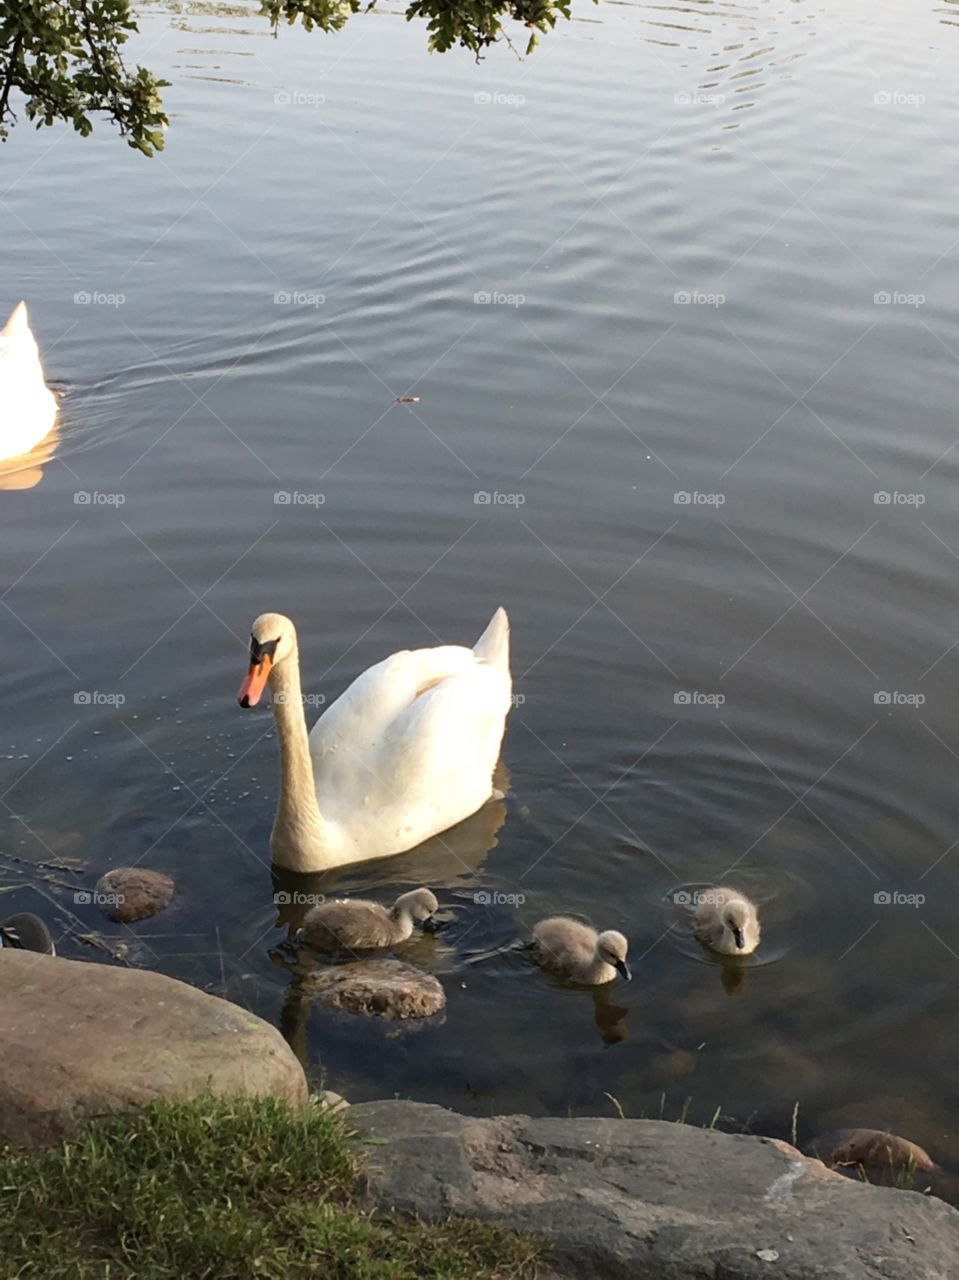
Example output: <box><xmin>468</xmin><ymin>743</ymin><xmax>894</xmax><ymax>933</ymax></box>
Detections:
<box><xmin>239</xmin><ymin>609</ymin><xmax>512</xmax><ymax>872</ymax></box>
<box><xmin>298</xmin><ymin>888</ymin><xmax>438</xmax><ymax>952</ymax></box>
<box><xmin>531</xmin><ymin>916</ymin><xmax>631</xmax><ymax>985</ymax></box>
<box><xmin>0</xmin><ymin>303</ymin><xmax>58</xmax><ymax>460</ymax></box>
<box><xmin>692</xmin><ymin>887</ymin><xmax>761</xmax><ymax>955</ymax></box>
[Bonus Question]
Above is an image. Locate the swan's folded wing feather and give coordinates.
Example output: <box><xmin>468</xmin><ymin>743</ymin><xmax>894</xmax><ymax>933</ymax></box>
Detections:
<box><xmin>309</xmin><ymin>648</ymin><xmax>510</xmax><ymax>829</ymax></box>
<box><xmin>309</xmin><ymin>645</ymin><xmax>476</xmax><ymax>758</ymax></box>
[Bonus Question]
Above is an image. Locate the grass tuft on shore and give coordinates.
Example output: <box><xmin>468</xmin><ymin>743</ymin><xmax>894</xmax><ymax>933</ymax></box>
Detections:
<box><xmin>0</xmin><ymin>1095</ymin><xmax>541</xmax><ymax>1280</ymax></box>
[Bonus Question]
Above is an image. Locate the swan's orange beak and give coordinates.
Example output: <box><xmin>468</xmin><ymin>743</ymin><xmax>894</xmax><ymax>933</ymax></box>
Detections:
<box><xmin>238</xmin><ymin>653</ymin><xmax>272</xmax><ymax>708</ymax></box>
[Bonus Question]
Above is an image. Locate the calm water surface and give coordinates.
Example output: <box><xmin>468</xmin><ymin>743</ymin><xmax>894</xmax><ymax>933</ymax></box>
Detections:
<box><xmin>3</xmin><ymin>0</ymin><xmax>959</xmax><ymax>1170</ymax></box>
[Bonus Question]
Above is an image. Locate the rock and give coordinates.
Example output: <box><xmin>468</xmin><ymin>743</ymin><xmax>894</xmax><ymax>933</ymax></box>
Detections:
<box><xmin>0</xmin><ymin>951</ymin><xmax>307</xmax><ymax>1147</ymax></box>
<box><xmin>350</xmin><ymin>1101</ymin><xmax>959</xmax><ymax>1279</ymax></box>
<box><xmin>806</xmin><ymin>1127</ymin><xmax>959</xmax><ymax>1204</ymax></box>
<box><xmin>828</xmin><ymin>1128</ymin><xmax>936</xmax><ymax>1176</ymax></box>
<box><xmin>768</xmin><ymin>1138</ymin><xmax>844</xmax><ymax>1182</ymax></box>
<box><xmin>94</xmin><ymin>867</ymin><xmax>174</xmax><ymax>923</ymax></box>
<box><xmin>308</xmin><ymin>959</ymin><xmax>445</xmax><ymax>1019</ymax></box>
<box><xmin>316</xmin><ymin>1090</ymin><xmax>350</xmax><ymax>1114</ymax></box>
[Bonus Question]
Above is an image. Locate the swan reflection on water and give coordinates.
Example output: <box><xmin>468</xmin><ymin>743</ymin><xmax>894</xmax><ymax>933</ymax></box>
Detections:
<box><xmin>0</xmin><ymin>424</ymin><xmax>59</xmax><ymax>491</ymax></box>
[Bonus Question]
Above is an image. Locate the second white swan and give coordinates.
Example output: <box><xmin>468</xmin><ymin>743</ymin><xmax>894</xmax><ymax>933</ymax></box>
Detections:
<box><xmin>0</xmin><ymin>302</ymin><xmax>58</xmax><ymax>461</ymax></box>
<box><xmin>238</xmin><ymin>608</ymin><xmax>512</xmax><ymax>872</ymax></box>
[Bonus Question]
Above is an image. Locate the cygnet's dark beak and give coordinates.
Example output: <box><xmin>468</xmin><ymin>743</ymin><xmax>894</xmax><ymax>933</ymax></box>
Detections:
<box><xmin>733</xmin><ymin>926</ymin><xmax>745</xmax><ymax>950</ymax></box>
<box><xmin>615</xmin><ymin>959</ymin><xmax>632</xmax><ymax>982</ymax></box>
<box><xmin>421</xmin><ymin>914</ymin><xmax>438</xmax><ymax>934</ymax></box>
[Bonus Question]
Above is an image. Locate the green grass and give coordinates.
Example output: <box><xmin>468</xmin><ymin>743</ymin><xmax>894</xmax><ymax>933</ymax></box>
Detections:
<box><xmin>0</xmin><ymin>1096</ymin><xmax>542</xmax><ymax>1280</ymax></box>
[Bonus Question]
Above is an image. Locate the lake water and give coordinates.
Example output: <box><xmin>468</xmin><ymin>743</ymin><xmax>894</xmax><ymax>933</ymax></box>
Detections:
<box><xmin>3</xmin><ymin>0</ymin><xmax>959</xmax><ymax>1171</ymax></box>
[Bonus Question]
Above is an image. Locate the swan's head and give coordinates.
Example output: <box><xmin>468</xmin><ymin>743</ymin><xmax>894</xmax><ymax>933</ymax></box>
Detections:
<box><xmin>597</xmin><ymin>929</ymin><xmax>631</xmax><ymax>981</ymax></box>
<box><xmin>721</xmin><ymin>899</ymin><xmax>751</xmax><ymax>951</ymax></box>
<box><xmin>238</xmin><ymin>612</ymin><xmax>298</xmax><ymax>708</ymax></box>
<box><xmin>393</xmin><ymin>888</ymin><xmax>439</xmax><ymax>923</ymax></box>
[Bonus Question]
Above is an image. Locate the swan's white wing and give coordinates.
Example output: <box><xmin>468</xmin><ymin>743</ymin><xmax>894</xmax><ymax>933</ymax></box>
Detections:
<box><xmin>308</xmin><ymin>637</ymin><xmax>510</xmax><ymax>836</ymax></box>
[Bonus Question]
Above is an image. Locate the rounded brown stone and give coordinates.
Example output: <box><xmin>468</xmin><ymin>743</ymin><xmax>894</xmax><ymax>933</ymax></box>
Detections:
<box><xmin>827</xmin><ymin>1127</ymin><xmax>936</xmax><ymax>1176</ymax></box>
<box><xmin>308</xmin><ymin>958</ymin><xmax>445</xmax><ymax>1019</ymax></box>
<box><xmin>94</xmin><ymin>867</ymin><xmax>174</xmax><ymax>923</ymax></box>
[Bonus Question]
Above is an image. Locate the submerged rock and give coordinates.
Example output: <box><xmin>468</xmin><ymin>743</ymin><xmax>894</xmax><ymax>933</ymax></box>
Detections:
<box><xmin>828</xmin><ymin>1127</ymin><xmax>936</xmax><ymax>1176</ymax></box>
<box><xmin>0</xmin><ymin>951</ymin><xmax>306</xmax><ymax>1147</ymax></box>
<box><xmin>351</xmin><ymin>1100</ymin><xmax>959</xmax><ymax>1279</ymax></box>
<box><xmin>316</xmin><ymin>1090</ymin><xmax>350</xmax><ymax>1114</ymax></box>
<box><xmin>308</xmin><ymin>959</ymin><xmax>445</xmax><ymax>1019</ymax></box>
<box><xmin>95</xmin><ymin>867</ymin><xmax>174</xmax><ymax>923</ymax></box>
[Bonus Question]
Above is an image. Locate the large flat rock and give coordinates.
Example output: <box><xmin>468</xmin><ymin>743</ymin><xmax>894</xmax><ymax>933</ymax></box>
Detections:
<box><xmin>350</xmin><ymin>1100</ymin><xmax>959</xmax><ymax>1280</ymax></box>
<box><xmin>0</xmin><ymin>951</ymin><xmax>307</xmax><ymax>1147</ymax></box>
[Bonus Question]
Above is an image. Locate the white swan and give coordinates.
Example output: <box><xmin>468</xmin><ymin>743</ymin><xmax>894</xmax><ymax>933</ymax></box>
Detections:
<box><xmin>238</xmin><ymin>608</ymin><xmax>512</xmax><ymax>872</ymax></box>
<box><xmin>0</xmin><ymin>302</ymin><xmax>58</xmax><ymax>461</ymax></box>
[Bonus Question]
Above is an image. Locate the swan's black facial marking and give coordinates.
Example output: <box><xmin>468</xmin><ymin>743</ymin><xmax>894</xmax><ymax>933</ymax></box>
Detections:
<box><xmin>732</xmin><ymin>925</ymin><xmax>745</xmax><ymax>950</ymax></box>
<box><xmin>250</xmin><ymin>636</ymin><xmax>279</xmax><ymax>664</ymax></box>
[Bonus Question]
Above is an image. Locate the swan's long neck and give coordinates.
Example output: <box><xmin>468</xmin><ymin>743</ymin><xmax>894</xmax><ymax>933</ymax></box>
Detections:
<box><xmin>268</xmin><ymin>647</ymin><xmax>328</xmax><ymax>871</ymax></box>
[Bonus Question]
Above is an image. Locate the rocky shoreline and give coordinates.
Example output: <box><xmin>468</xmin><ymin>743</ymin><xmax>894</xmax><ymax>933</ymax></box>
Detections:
<box><xmin>2</xmin><ymin>951</ymin><xmax>956</xmax><ymax>1279</ymax></box>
